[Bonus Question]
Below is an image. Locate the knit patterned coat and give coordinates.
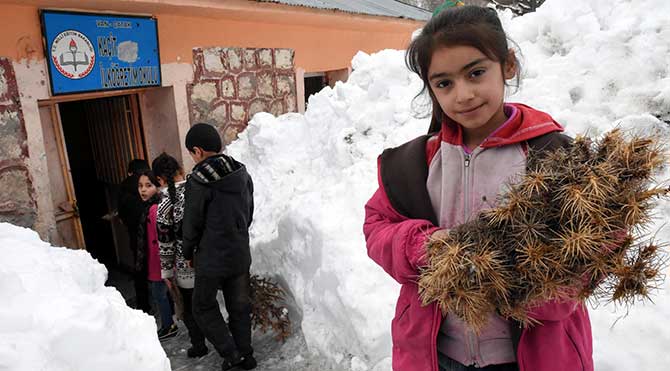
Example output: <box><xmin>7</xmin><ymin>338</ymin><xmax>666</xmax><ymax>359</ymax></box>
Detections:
<box><xmin>157</xmin><ymin>181</ymin><xmax>195</xmax><ymax>288</ymax></box>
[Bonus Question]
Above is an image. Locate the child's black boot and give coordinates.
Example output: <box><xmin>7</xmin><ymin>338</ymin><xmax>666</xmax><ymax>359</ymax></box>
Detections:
<box><xmin>239</xmin><ymin>353</ymin><xmax>257</xmax><ymax>370</ymax></box>
<box><xmin>187</xmin><ymin>344</ymin><xmax>209</xmax><ymax>358</ymax></box>
<box><xmin>221</xmin><ymin>350</ymin><xmax>243</xmax><ymax>371</ymax></box>
<box><xmin>157</xmin><ymin>324</ymin><xmax>179</xmax><ymax>340</ymax></box>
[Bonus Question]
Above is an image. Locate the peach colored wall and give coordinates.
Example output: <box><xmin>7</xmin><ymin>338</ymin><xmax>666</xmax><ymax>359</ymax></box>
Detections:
<box><xmin>0</xmin><ymin>5</ymin><xmax>43</xmax><ymax>61</ymax></box>
<box><xmin>0</xmin><ymin>1</ymin><xmax>423</xmax><ymax>72</ymax></box>
<box><xmin>155</xmin><ymin>13</ymin><xmax>417</xmax><ymax>72</ymax></box>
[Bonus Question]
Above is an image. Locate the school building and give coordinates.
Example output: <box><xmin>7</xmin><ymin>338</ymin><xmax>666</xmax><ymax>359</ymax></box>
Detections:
<box><xmin>0</xmin><ymin>0</ymin><xmax>429</xmax><ymax>270</ymax></box>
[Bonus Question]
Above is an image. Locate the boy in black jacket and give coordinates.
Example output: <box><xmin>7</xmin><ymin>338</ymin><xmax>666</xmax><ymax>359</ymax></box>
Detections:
<box><xmin>182</xmin><ymin>123</ymin><xmax>256</xmax><ymax>370</ymax></box>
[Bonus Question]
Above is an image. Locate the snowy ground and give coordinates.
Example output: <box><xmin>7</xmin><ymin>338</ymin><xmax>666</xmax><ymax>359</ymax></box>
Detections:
<box><xmin>3</xmin><ymin>0</ymin><xmax>670</xmax><ymax>370</ymax></box>
<box><xmin>107</xmin><ymin>265</ymin><xmax>340</xmax><ymax>370</ymax></box>
<box><xmin>161</xmin><ymin>302</ymin><xmax>339</xmax><ymax>371</ymax></box>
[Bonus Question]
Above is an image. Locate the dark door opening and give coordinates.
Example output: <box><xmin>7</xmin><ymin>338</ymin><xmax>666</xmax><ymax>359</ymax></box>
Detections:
<box><xmin>304</xmin><ymin>73</ymin><xmax>327</xmax><ymax>107</ymax></box>
<box><xmin>58</xmin><ymin>94</ymin><xmax>146</xmax><ymax>271</ymax></box>
<box><xmin>60</xmin><ymin>100</ymin><xmax>114</xmax><ymax>266</ymax></box>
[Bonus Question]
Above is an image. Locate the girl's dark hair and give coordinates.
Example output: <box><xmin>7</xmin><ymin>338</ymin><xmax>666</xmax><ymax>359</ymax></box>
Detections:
<box><xmin>136</xmin><ymin>169</ymin><xmax>161</xmax><ymax>188</ymax></box>
<box><xmin>406</xmin><ymin>6</ymin><xmax>520</xmax><ymax>133</ymax></box>
<box><xmin>151</xmin><ymin>153</ymin><xmax>182</xmax><ymax>219</ymax></box>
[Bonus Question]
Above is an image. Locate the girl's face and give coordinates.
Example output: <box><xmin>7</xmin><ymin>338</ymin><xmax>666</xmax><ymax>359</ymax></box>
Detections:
<box><xmin>427</xmin><ymin>45</ymin><xmax>516</xmax><ymax>141</ymax></box>
<box><xmin>138</xmin><ymin>175</ymin><xmax>158</xmax><ymax>201</ymax></box>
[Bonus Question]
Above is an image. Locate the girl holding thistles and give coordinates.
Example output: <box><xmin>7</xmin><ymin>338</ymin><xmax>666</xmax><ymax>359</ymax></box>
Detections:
<box><xmin>152</xmin><ymin>153</ymin><xmax>209</xmax><ymax>357</ymax></box>
<box><xmin>363</xmin><ymin>6</ymin><xmax>591</xmax><ymax>371</ymax></box>
<box><xmin>135</xmin><ymin>169</ymin><xmax>177</xmax><ymax>340</ymax></box>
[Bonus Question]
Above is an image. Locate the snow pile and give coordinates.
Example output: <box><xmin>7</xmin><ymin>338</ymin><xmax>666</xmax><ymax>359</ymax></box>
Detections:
<box><xmin>0</xmin><ymin>223</ymin><xmax>171</xmax><ymax>371</ymax></box>
<box><xmin>503</xmin><ymin>0</ymin><xmax>670</xmax><ymax>134</ymax></box>
<box><xmin>227</xmin><ymin>0</ymin><xmax>670</xmax><ymax>369</ymax></box>
<box><xmin>228</xmin><ymin>49</ymin><xmax>427</xmax><ymax>370</ymax></box>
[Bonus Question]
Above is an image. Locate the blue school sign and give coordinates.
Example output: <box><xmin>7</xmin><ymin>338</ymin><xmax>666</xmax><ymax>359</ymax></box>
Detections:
<box><xmin>40</xmin><ymin>10</ymin><xmax>161</xmax><ymax>95</ymax></box>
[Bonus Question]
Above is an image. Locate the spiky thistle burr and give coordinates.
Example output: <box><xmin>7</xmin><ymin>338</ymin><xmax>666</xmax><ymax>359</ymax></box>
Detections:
<box><xmin>250</xmin><ymin>275</ymin><xmax>291</xmax><ymax>341</ymax></box>
<box><xmin>418</xmin><ymin>129</ymin><xmax>669</xmax><ymax>331</ymax></box>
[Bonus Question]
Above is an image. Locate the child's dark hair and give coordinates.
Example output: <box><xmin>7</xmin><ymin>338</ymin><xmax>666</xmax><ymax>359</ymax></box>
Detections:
<box><xmin>136</xmin><ymin>169</ymin><xmax>161</xmax><ymax>188</ymax></box>
<box><xmin>127</xmin><ymin>159</ymin><xmax>150</xmax><ymax>176</ymax></box>
<box><xmin>406</xmin><ymin>6</ymin><xmax>520</xmax><ymax>133</ymax></box>
<box><xmin>151</xmin><ymin>153</ymin><xmax>182</xmax><ymax>217</ymax></box>
<box><xmin>185</xmin><ymin>123</ymin><xmax>223</xmax><ymax>153</ymax></box>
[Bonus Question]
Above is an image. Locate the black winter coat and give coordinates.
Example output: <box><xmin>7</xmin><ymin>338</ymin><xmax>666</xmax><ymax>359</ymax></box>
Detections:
<box><xmin>182</xmin><ymin>154</ymin><xmax>254</xmax><ymax>278</ymax></box>
<box><xmin>118</xmin><ymin>175</ymin><xmax>145</xmax><ymax>234</ymax></box>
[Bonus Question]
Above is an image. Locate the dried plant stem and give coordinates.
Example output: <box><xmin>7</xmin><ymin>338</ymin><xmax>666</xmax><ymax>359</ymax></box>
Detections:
<box><xmin>250</xmin><ymin>275</ymin><xmax>291</xmax><ymax>341</ymax></box>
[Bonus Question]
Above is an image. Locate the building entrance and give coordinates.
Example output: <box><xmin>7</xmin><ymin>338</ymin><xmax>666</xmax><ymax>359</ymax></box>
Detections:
<box><xmin>41</xmin><ymin>93</ymin><xmax>146</xmax><ymax>270</ymax></box>
<box><xmin>61</xmin><ymin>94</ymin><xmax>146</xmax><ymax>269</ymax></box>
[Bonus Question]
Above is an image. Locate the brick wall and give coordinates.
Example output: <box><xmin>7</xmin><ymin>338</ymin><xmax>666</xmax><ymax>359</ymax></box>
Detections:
<box><xmin>0</xmin><ymin>58</ymin><xmax>36</xmax><ymax>228</ymax></box>
<box><xmin>187</xmin><ymin>47</ymin><xmax>298</xmax><ymax>145</ymax></box>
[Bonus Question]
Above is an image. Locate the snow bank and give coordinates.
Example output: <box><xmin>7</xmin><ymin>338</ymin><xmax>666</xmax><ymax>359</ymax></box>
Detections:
<box><xmin>503</xmin><ymin>0</ymin><xmax>670</xmax><ymax>134</ymax></box>
<box><xmin>228</xmin><ymin>49</ymin><xmax>427</xmax><ymax>369</ymax></box>
<box><xmin>227</xmin><ymin>0</ymin><xmax>670</xmax><ymax>369</ymax></box>
<box><xmin>0</xmin><ymin>223</ymin><xmax>171</xmax><ymax>371</ymax></box>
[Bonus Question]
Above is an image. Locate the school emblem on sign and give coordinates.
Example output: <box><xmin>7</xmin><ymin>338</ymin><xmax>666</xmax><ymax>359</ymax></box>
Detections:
<box><xmin>50</xmin><ymin>30</ymin><xmax>96</xmax><ymax>79</ymax></box>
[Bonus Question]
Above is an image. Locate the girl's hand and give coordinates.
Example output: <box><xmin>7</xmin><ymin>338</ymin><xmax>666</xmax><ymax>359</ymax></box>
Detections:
<box><xmin>163</xmin><ymin>278</ymin><xmax>173</xmax><ymax>291</ymax></box>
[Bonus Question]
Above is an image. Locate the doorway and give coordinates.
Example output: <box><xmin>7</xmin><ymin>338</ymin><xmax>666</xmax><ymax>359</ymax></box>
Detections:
<box><xmin>58</xmin><ymin>94</ymin><xmax>146</xmax><ymax>270</ymax></box>
<box><xmin>303</xmin><ymin>72</ymin><xmax>327</xmax><ymax>108</ymax></box>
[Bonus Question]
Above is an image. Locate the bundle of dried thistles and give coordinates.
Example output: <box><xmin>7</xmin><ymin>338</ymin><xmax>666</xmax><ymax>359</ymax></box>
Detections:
<box><xmin>418</xmin><ymin>129</ymin><xmax>669</xmax><ymax>331</ymax></box>
<box><xmin>251</xmin><ymin>275</ymin><xmax>291</xmax><ymax>341</ymax></box>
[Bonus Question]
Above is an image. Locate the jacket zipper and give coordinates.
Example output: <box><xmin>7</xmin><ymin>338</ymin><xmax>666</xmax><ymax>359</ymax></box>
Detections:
<box><xmin>463</xmin><ymin>153</ymin><xmax>471</xmax><ymax>221</ymax></box>
<box><xmin>463</xmin><ymin>152</ymin><xmax>479</xmax><ymax>366</ymax></box>
<box><xmin>468</xmin><ymin>329</ymin><xmax>478</xmax><ymax>367</ymax></box>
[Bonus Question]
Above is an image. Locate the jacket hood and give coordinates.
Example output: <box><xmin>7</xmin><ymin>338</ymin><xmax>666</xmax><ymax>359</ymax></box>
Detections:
<box><xmin>439</xmin><ymin>103</ymin><xmax>565</xmax><ymax>148</ymax></box>
<box><xmin>190</xmin><ymin>154</ymin><xmax>248</xmax><ymax>192</ymax></box>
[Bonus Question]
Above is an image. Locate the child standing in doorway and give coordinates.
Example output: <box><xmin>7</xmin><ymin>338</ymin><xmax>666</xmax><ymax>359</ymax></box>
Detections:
<box><xmin>363</xmin><ymin>6</ymin><xmax>592</xmax><ymax>371</ymax></box>
<box><xmin>152</xmin><ymin>153</ymin><xmax>208</xmax><ymax>357</ymax></box>
<box><xmin>118</xmin><ymin>159</ymin><xmax>151</xmax><ymax>313</ymax></box>
<box><xmin>136</xmin><ymin>169</ymin><xmax>178</xmax><ymax>340</ymax></box>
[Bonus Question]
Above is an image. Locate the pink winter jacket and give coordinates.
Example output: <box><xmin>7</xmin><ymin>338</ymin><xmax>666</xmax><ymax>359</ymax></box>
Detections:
<box><xmin>364</xmin><ymin>104</ymin><xmax>594</xmax><ymax>371</ymax></box>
